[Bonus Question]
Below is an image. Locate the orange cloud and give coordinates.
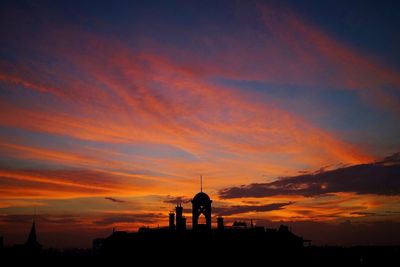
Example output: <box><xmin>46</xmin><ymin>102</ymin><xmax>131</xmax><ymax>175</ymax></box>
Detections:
<box><xmin>0</xmin><ymin>167</ymin><xmax>159</xmax><ymax>199</ymax></box>
<box><xmin>0</xmin><ymin>3</ymin><xmax>386</xmax><ymax>225</ymax></box>
<box><xmin>0</xmin><ymin>40</ymin><xmax>372</xmax><ymax>162</ymax></box>
<box><xmin>0</xmin><ymin>21</ymin><xmax>375</xmax><ymax>203</ymax></box>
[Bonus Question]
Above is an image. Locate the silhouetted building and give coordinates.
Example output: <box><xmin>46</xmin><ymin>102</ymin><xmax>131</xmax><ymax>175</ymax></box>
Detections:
<box><xmin>175</xmin><ymin>203</ymin><xmax>186</xmax><ymax>231</ymax></box>
<box><xmin>169</xmin><ymin>211</ymin><xmax>175</xmax><ymax>230</ymax></box>
<box><xmin>180</xmin><ymin>217</ymin><xmax>186</xmax><ymax>231</ymax></box>
<box><xmin>232</xmin><ymin>221</ymin><xmax>247</xmax><ymax>229</ymax></box>
<box><xmin>25</xmin><ymin>220</ymin><xmax>42</xmax><ymax>252</ymax></box>
<box><xmin>93</xmin><ymin>188</ymin><xmax>308</xmax><ymax>258</ymax></box>
<box><xmin>11</xmin><ymin>220</ymin><xmax>42</xmax><ymax>255</ymax></box>
<box><xmin>93</xmin><ymin>238</ymin><xmax>104</xmax><ymax>255</ymax></box>
<box><xmin>191</xmin><ymin>192</ymin><xmax>212</xmax><ymax>231</ymax></box>
<box><xmin>217</xmin><ymin>217</ymin><xmax>224</xmax><ymax>231</ymax></box>
<box><xmin>279</xmin><ymin>225</ymin><xmax>289</xmax><ymax>232</ymax></box>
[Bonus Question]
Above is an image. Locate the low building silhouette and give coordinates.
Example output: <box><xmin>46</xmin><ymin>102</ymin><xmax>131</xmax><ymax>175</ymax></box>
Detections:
<box><xmin>175</xmin><ymin>203</ymin><xmax>186</xmax><ymax>231</ymax></box>
<box><xmin>217</xmin><ymin>216</ymin><xmax>224</xmax><ymax>231</ymax></box>
<box><xmin>168</xmin><ymin>210</ymin><xmax>175</xmax><ymax>230</ymax></box>
<box><xmin>93</xmin><ymin>189</ymin><xmax>308</xmax><ymax>257</ymax></box>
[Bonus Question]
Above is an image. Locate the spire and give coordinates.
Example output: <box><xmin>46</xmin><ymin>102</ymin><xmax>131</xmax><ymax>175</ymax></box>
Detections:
<box><xmin>200</xmin><ymin>175</ymin><xmax>203</xmax><ymax>192</ymax></box>
<box><xmin>24</xmin><ymin>216</ymin><xmax>42</xmax><ymax>251</ymax></box>
<box><xmin>26</xmin><ymin>221</ymin><xmax>37</xmax><ymax>245</ymax></box>
<box><xmin>27</xmin><ymin>206</ymin><xmax>37</xmax><ymax>244</ymax></box>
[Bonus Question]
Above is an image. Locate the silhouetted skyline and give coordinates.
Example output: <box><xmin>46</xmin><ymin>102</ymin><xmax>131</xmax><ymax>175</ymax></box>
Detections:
<box><xmin>91</xmin><ymin>189</ymin><xmax>307</xmax><ymax>259</ymax></box>
<box><xmin>1</xmin><ymin>190</ymin><xmax>399</xmax><ymax>266</ymax></box>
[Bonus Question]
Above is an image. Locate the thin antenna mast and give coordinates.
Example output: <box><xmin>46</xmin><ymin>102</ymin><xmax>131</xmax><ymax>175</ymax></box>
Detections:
<box><xmin>200</xmin><ymin>175</ymin><xmax>203</xmax><ymax>192</ymax></box>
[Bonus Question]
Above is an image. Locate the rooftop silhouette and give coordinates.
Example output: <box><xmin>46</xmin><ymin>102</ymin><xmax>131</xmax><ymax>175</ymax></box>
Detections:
<box><xmin>0</xmin><ymin>188</ymin><xmax>398</xmax><ymax>265</ymax></box>
<box><xmin>92</xmin><ymin>187</ymin><xmax>309</xmax><ymax>259</ymax></box>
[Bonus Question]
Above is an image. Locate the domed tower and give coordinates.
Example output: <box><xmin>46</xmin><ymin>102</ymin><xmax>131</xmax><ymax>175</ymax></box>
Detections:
<box><xmin>191</xmin><ymin>175</ymin><xmax>212</xmax><ymax>231</ymax></box>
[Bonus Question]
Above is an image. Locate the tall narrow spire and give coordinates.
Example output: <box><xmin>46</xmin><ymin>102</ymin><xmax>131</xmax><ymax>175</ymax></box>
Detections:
<box><xmin>200</xmin><ymin>175</ymin><xmax>203</xmax><ymax>192</ymax></box>
<box><xmin>25</xmin><ymin>219</ymin><xmax>42</xmax><ymax>251</ymax></box>
<box><xmin>27</xmin><ymin>206</ymin><xmax>37</xmax><ymax>244</ymax></box>
<box><xmin>26</xmin><ymin>221</ymin><xmax>37</xmax><ymax>244</ymax></box>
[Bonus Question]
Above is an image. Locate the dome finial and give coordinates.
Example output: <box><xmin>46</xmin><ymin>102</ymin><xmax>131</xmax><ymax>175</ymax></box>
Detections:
<box><xmin>200</xmin><ymin>174</ymin><xmax>203</xmax><ymax>192</ymax></box>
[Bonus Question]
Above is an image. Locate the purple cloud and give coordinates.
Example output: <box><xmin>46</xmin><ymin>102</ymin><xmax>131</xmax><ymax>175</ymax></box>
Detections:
<box><xmin>220</xmin><ymin>153</ymin><xmax>400</xmax><ymax>198</ymax></box>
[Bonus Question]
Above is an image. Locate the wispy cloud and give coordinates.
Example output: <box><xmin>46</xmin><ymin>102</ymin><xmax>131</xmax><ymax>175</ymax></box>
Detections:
<box><xmin>93</xmin><ymin>213</ymin><xmax>163</xmax><ymax>226</ymax></box>
<box><xmin>163</xmin><ymin>195</ymin><xmax>191</xmax><ymax>204</ymax></box>
<box><xmin>214</xmin><ymin>202</ymin><xmax>294</xmax><ymax>216</ymax></box>
<box><xmin>0</xmin><ymin>167</ymin><xmax>154</xmax><ymax>198</ymax></box>
<box><xmin>104</xmin><ymin>197</ymin><xmax>127</xmax><ymax>203</ymax></box>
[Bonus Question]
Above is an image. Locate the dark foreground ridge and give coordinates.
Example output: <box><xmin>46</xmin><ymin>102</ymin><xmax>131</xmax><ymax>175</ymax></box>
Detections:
<box><xmin>94</xmin><ymin>224</ymin><xmax>304</xmax><ymax>256</ymax></box>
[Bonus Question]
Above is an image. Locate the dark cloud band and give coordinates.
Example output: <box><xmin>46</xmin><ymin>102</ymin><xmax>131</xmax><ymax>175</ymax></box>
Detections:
<box><xmin>220</xmin><ymin>154</ymin><xmax>400</xmax><ymax>198</ymax></box>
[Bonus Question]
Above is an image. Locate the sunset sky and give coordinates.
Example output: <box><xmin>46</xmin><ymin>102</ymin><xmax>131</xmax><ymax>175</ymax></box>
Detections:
<box><xmin>1</xmin><ymin>0</ymin><xmax>400</xmax><ymax>248</ymax></box>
